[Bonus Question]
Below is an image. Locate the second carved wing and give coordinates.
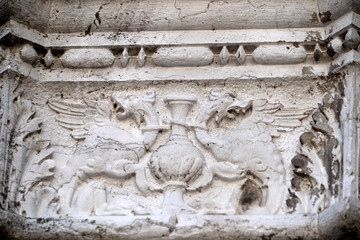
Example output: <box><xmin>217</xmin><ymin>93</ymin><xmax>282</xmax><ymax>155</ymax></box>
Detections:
<box><xmin>48</xmin><ymin>99</ymin><xmax>111</xmax><ymax>140</ymax></box>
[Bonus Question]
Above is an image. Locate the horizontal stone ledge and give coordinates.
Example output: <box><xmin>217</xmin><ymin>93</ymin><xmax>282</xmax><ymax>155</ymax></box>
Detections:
<box><xmin>1</xmin><ymin>13</ymin><xmax>359</xmax><ymax>48</ymax></box>
<box><xmin>38</xmin><ymin>64</ymin><xmax>327</xmax><ymax>83</ymax></box>
<box><xmin>0</xmin><ymin>209</ymin><xmax>318</xmax><ymax>239</ymax></box>
<box><xmin>1</xmin><ymin>198</ymin><xmax>358</xmax><ymax>239</ymax></box>
<box><xmin>0</xmin><ymin>59</ymin><xmax>329</xmax><ymax>82</ymax></box>
<box><xmin>153</xmin><ymin>47</ymin><xmax>214</xmax><ymax>67</ymax></box>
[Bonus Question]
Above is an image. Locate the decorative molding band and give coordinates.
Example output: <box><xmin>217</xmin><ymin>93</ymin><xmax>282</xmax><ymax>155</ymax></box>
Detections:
<box><xmin>1</xmin><ymin>12</ymin><xmax>360</xmax><ymax>48</ymax></box>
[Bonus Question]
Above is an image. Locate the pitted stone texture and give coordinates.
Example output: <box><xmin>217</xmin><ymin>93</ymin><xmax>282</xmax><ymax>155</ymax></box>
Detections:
<box><xmin>60</xmin><ymin>49</ymin><xmax>115</xmax><ymax>68</ymax></box>
<box><xmin>0</xmin><ymin>46</ymin><xmax>5</xmax><ymax>61</ymax></box>
<box><xmin>19</xmin><ymin>45</ymin><xmax>38</xmax><ymax>64</ymax></box>
<box><xmin>153</xmin><ymin>47</ymin><xmax>213</xmax><ymax>67</ymax></box>
<box><xmin>252</xmin><ymin>45</ymin><xmax>307</xmax><ymax>64</ymax></box>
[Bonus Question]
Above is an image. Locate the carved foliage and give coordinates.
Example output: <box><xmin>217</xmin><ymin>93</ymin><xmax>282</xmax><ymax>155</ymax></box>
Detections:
<box><xmin>7</xmin><ymin>96</ymin><xmax>57</xmax><ymax>217</ymax></box>
<box><xmin>288</xmin><ymin>93</ymin><xmax>342</xmax><ymax>213</ymax></box>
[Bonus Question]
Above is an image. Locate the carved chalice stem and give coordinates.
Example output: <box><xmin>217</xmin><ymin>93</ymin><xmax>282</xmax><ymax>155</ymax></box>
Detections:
<box><xmin>149</xmin><ymin>97</ymin><xmax>205</xmax><ymax>213</ymax></box>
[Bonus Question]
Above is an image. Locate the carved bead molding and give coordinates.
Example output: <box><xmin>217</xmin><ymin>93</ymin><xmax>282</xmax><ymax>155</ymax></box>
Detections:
<box><xmin>0</xmin><ymin>3</ymin><xmax>360</xmax><ymax>240</ymax></box>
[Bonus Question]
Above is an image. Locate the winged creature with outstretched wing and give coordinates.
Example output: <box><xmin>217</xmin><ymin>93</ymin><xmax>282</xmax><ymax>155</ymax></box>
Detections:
<box><xmin>48</xmin><ymin>91</ymin><xmax>162</xmax><ymax>216</ymax></box>
<box><xmin>193</xmin><ymin>89</ymin><xmax>312</xmax><ymax>214</ymax></box>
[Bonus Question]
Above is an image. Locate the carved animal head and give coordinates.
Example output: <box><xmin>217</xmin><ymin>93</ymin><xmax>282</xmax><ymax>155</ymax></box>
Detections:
<box><xmin>208</xmin><ymin>89</ymin><xmax>253</xmax><ymax>124</ymax></box>
<box><xmin>111</xmin><ymin>90</ymin><xmax>156</xmax><ymax>125</ymax></box>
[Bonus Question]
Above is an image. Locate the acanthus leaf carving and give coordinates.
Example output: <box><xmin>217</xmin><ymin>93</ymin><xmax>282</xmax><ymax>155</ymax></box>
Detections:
<box><xmin>287</xmin><ymin>92</ymin><xmax>342</xmax><ymax>213</ymax></box>
<box><xmin>6</xmin><ymin>94</ymin><xmax>57</xmax><ymax>217</ymax></box>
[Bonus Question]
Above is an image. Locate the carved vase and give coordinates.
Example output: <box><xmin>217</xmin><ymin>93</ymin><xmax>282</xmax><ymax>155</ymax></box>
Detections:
<box><xmin>149</xmin><ymin>96</ymin><xmax>205</xmax><ymax>213</ymax></box>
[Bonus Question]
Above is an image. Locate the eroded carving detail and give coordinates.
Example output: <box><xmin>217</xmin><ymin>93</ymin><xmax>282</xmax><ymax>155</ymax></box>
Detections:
<box><xmin>7</xmin><ymin>96</ymin><xmax>57</xmax><ymax>217</ymax></box>
<box><xmin>192</xmin><ymin>89</ymin><xmax>311</xmax><ymax>214</ymax></box>
<box><xmin>288</xmin><ymin>93</ymin><xmax>342</xmax><ymax>213</ymax></box>
<box><xmin>8</xmin><ymin>88</ymin><xmax>332</xmax><ymax>217</ymax></box>
<box><xmin>149</xmin><ymin>96</ymin><xmax>205</xmax><ymax>214</ymax></box>
<box><xmin>49</xmin><ymin>91</ymin><xmax>163</xmax><ymax>216</ymax></box>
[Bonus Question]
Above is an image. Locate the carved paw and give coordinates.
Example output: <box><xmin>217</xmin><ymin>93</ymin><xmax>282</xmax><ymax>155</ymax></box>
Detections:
<box><xmin>79</xmin><ymin>157</ymin><xmax>106</xmax><ymax>176</ymax></box>
<box><xmin>105</xmin><ymin>160</ymin><xmax>140</xmax><ymax>178</ymax></box>
<box><xmin>211</xmin><ymin>162</ymin><xmax>246</xmax><ymax>180</ymax></box>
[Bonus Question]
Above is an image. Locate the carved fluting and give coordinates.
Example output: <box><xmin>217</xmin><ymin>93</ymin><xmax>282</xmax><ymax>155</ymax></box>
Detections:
<box><xmin>287</xmin><ymin>93</ymin><xmax>342</xmax><ymax>213</ymax></box>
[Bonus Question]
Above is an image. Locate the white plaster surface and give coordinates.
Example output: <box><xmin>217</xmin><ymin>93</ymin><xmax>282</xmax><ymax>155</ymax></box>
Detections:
<box><xmin>0</xmin><ymin>1</ymin><xmax>359</xmax><ymax>239</ymax></box>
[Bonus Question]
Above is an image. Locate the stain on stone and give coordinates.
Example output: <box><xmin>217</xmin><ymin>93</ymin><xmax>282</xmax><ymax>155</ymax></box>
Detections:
<box><xmin>85</xmin><ymin>24</ymin><xmax>92</xmax><ymax>36</ymax></box>
<box><xmin>286</xmin><ymin>189</ymin><xmax>299</xmax><ymax>212</ymax></box>
<box><xmin>299</xmin><ymin>132</ymin><xmax>316</xmax><ymax>148</ymax></box>
<box><xmin>319</xmin><ymin>11</ymin><xmax>331</xmax><ymax>23</ymax></box>
<box><xmin>311</xmin><ymin>12</ymin><xmax>319</xmax><ymax>23</ymax></box>
<box><xmin>327</xmin><ymin>44</ymin><xmax>336</xmax><ymax>58</ymax></box>
<box><xmin>240</xmin><ymin>180</ymin><xmax>262</xmax><ymax>211</ymax></box>
<box><xmin>302</xmin><ymin>66</ymin><xmax>314</xmax><ymax>75</ymax></box>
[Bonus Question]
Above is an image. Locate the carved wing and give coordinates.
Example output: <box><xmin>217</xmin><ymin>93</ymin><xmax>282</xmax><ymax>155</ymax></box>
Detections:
<box><xmin>48</xmin><ymin>99</ymin><xmax>110</xmax><ymax>140</ymax></box>
<box><xmin>251</xmin><ymin>99</ymin><xmax>312</xmax><ymax>133</ymax></box>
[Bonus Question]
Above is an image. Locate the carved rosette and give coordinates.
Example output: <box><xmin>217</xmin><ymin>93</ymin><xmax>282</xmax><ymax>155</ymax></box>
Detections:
<box><xmin>149</xmin><ymin>97</ymin><xmax>205</xmax><ymax>213</ymax></box>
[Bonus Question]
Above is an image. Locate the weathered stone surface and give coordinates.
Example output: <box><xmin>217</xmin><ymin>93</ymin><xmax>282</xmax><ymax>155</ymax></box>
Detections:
<box><xmin>344</xmin><ymin>28</ymin><xmax>360</xmax><ymax>49</ymax></box>
<box><xmin>252</xmin><ymin>45</ymin><xmax>307</xmax><ymax>64</ymax></box>
<box><xmin>19</xmin><ymin>44</ymin><xmax>38</xmax><ymax>64</ymax></box>
<box><xmin>43</xmin><ymin>50</ymin><xmax>54</xmax><ymax>67</ymax></box>
<box><xmin>153</xmin><ymin>47</ymin><xmax>213</xmax><ymax>67</ymax></box>
<box><xmin>0</xmin><ymin>47</ymin><xmax>5</xmax><ymax>61</ymax></box>
<box><xmin>0</xmin><ymin>1</ymin><xmax>359</xmax><ymax>240</ymax></box>
<box><xmin>60</xmin><ymin>49</ymin><xmax>114</xmax><ymax>68</ymax></box>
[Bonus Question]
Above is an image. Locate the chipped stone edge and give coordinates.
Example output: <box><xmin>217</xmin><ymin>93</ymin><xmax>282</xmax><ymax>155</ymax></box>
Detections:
<box><xmin>0</xmin><ymin>198</ymin><xmax>358</xmax><ymax>239</ymax></box>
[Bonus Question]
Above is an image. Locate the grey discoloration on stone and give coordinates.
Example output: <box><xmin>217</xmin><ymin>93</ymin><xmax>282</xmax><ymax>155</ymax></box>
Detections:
<box><xmin>60</xmin><ymin>49</ymin><xmax>114</xmax><ymax>68</ymax></box>
<box><xmin>344</xmin><ymin>28</ymin><xmax>360</xmax><ymax>49</ymax></box>
<box><xmin>44</xmin><ymin>50</ymin><xmax>54</xmax><ymax>67</ymax></box>
<box><xmin>153</xmin><ymin>47</ymin><xmax>213</xmax><ymax>67</ymax></box>
<box><xmin>20</xmin><ymin>45</ymin><xmax>38</xmax><ymax>65</ymax></box>
<box><xmin>0</xmin><ymin>46</ymin><xmax>5</xmax><ymax>61</ymax></box>
<box><xmin>327</xmin><ymin>37</ymin><xmax>343</xmax><ymax>58</ymax></box>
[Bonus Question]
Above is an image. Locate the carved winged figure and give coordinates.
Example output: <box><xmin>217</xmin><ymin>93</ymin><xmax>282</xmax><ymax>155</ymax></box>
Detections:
<box><xmin>193</xmin><ymin>89</ymin><xmax>311</xmax><ymax>214</ymax></box>
<box><xmin>48</xmin><ymin>91</ymin><xmax>162</xmax><ymax>216</ymax></box>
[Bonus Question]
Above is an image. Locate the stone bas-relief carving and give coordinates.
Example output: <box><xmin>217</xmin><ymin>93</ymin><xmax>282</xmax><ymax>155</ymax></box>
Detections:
<box><xmin>1</xmin><ymin>1</ymin><xmax>360</xmax><ymax>238</ymax></box>
<box><xmin>6</xmin><ymin>83</ymin><xmax>340</xmax><ymax>219</ymax></box>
